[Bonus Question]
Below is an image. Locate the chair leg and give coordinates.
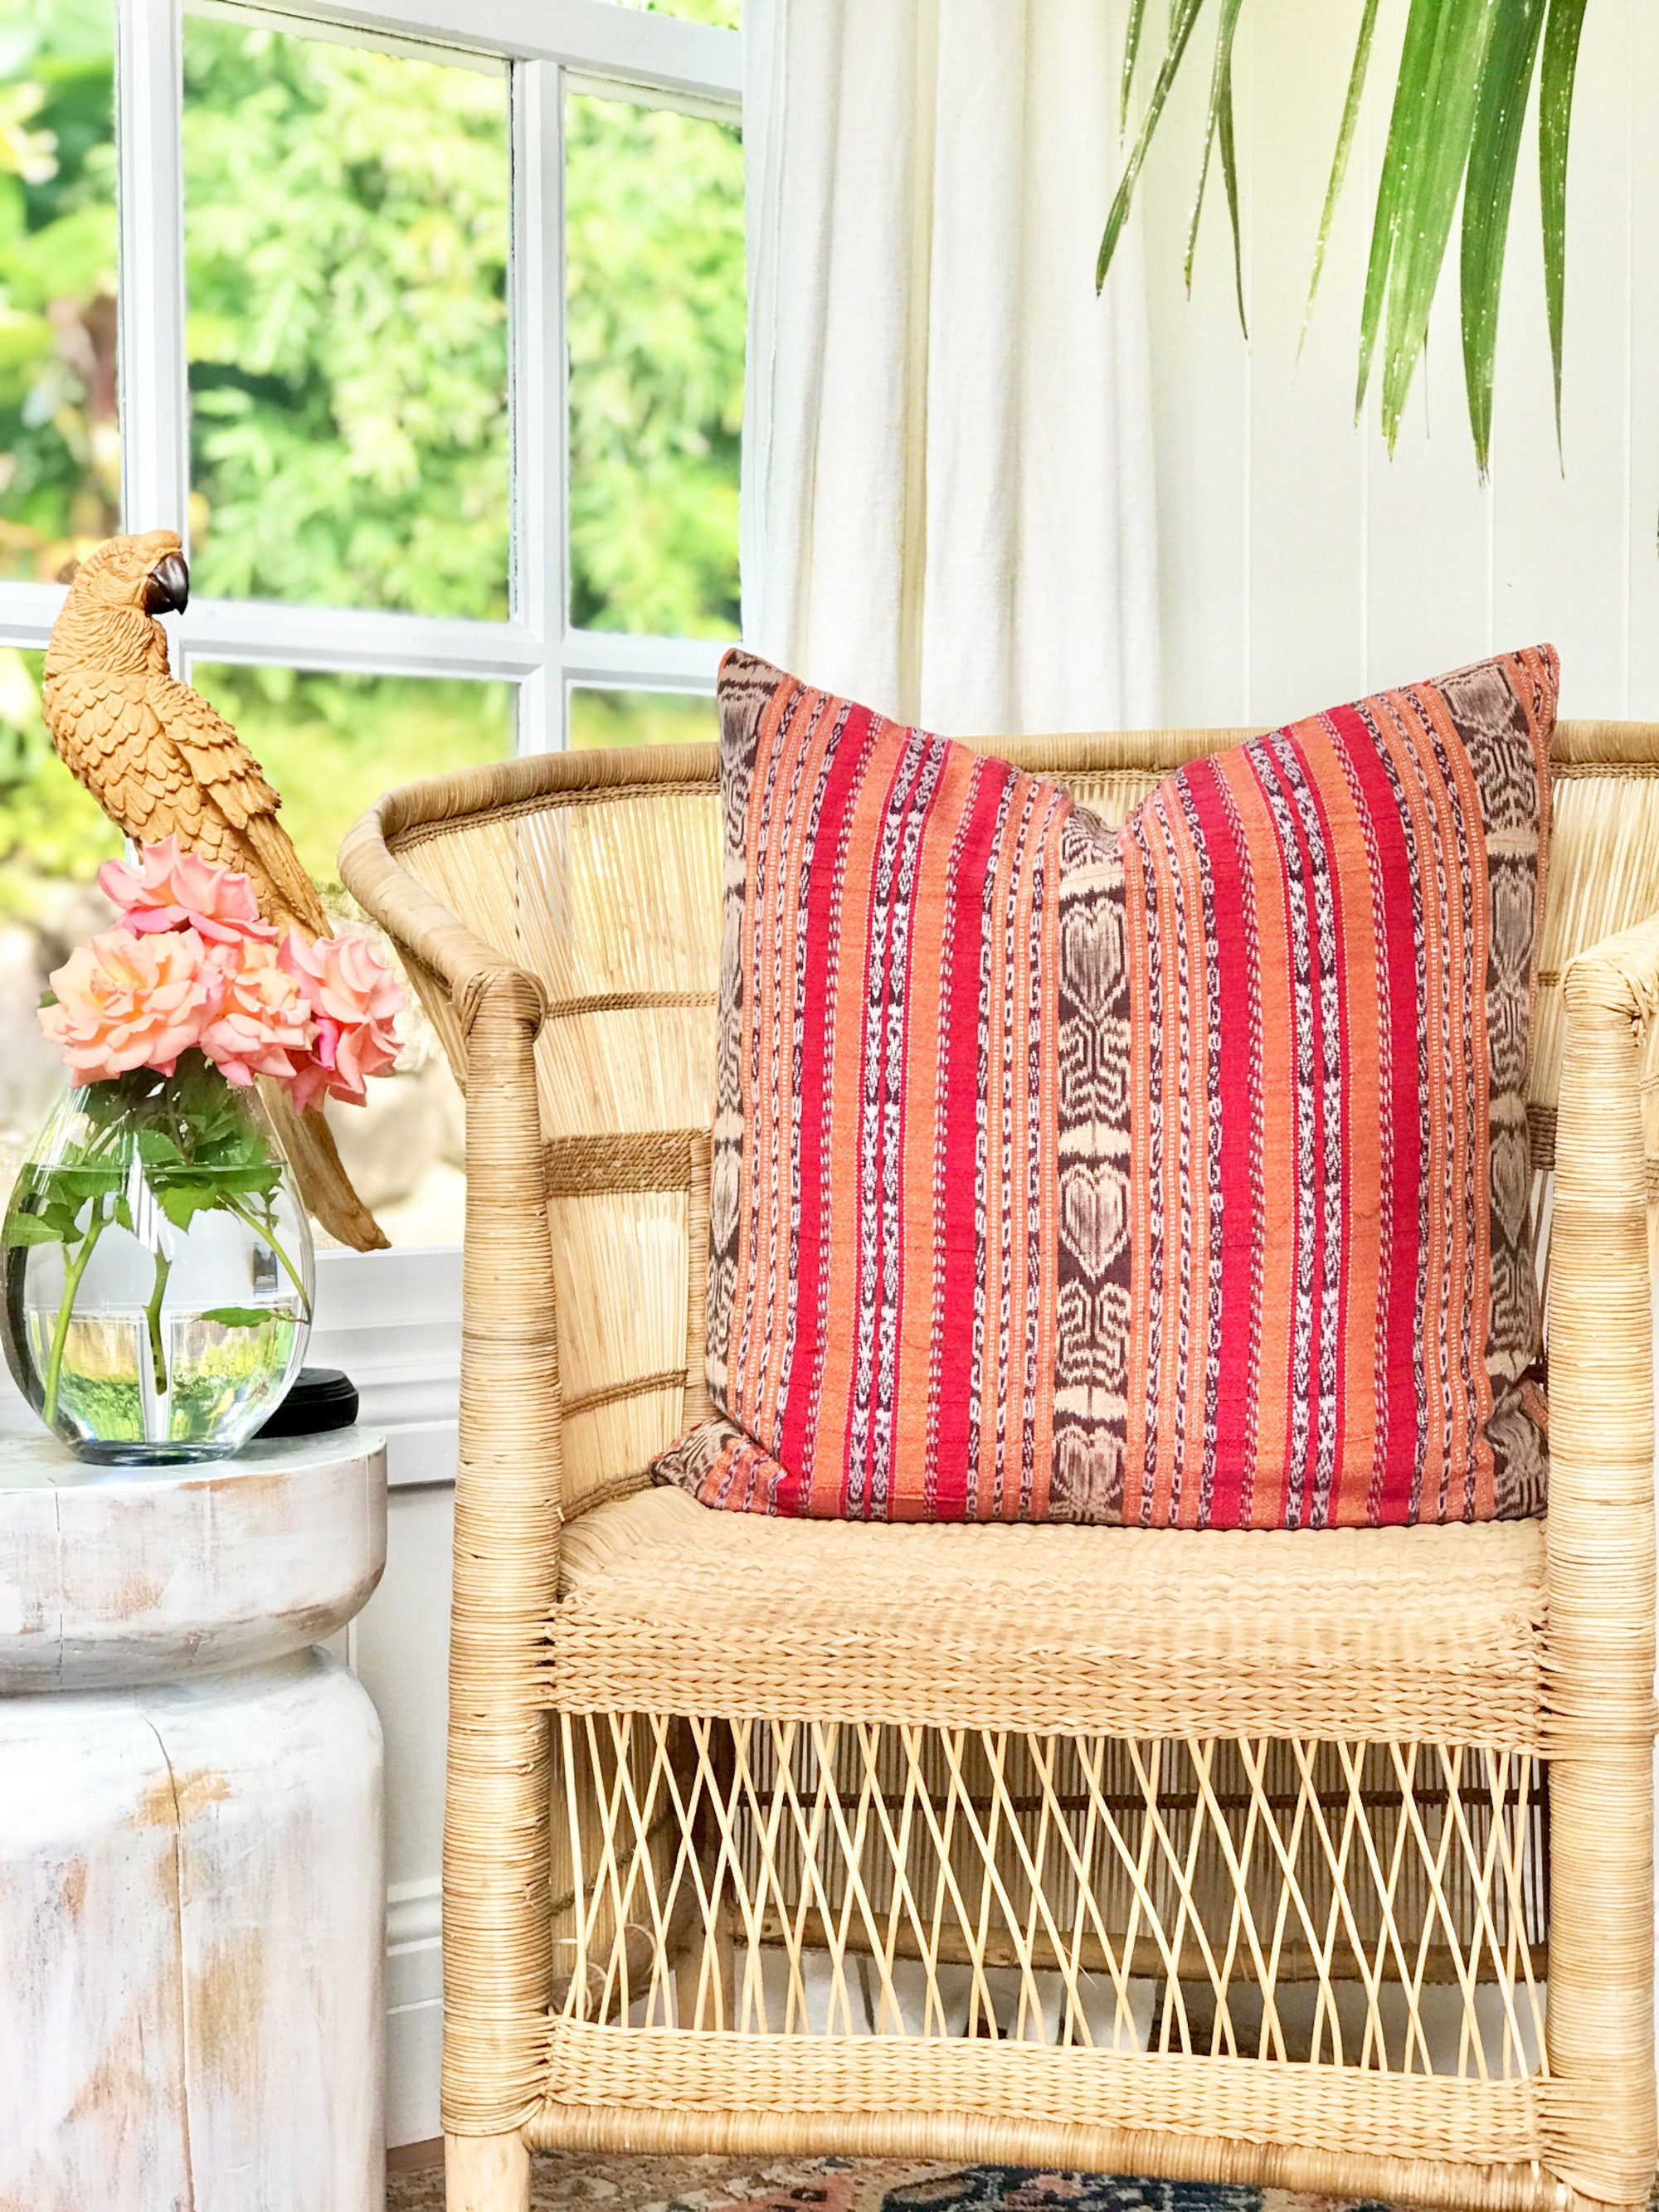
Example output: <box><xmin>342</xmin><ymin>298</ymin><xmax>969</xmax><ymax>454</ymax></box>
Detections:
<box><xmin>445</xmin><ymin>2130</ymin><xmax>530</xmax><ymax>2212</ymax></box>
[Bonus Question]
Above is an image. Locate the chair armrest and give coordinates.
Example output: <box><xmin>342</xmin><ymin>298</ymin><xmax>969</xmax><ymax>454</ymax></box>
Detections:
<box><xmin>1540</xmin><ymin>912</ymin><xmax>1659</xmax><ymax>2198</ymax></box>
<box><xmin>1548</xmin><ymin>908</ymin><xmax>1659</xmax><ymax>1735</ymax></box>
<box><xmin>339</xmin><ymin>798</ymin><xmax>547</xmax><ymax>1042</ymax></box>
<box><xmin>340</xmin><ymin>799</ymin><xmax>562</xmax><ymax>2134</ymax></box>
<box><xmin>1550</xmin><ymin>910</ymin><xmax>1659</xmax><ymax>1587</ymax></box>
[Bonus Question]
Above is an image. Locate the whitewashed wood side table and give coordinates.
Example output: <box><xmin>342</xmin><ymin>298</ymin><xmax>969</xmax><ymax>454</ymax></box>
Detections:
<box><xmin>0</xmin><ymin>1426</ymin><xmax>387</xmax><ymax>2212</ymax></box>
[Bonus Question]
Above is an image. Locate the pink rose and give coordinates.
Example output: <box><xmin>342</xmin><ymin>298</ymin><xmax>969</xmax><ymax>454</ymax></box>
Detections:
<box><xmin>198</xmin><ymin>940</ymin><xmax>314</xmax><ymax>1088</ymax></box>
<box><xmin>98</xmin><ymin>835</ymin><xmax>276</xmax><ymax>946</ymax></box>
<box><xmin>41</xmin><ymin>927</ymin><xmax>222</xmax><ymax>1082</ymax></box>
<box><xmin>279</xmin><ymin>931</ymin><xmax>403</xmax><ymax>1110</ymax></box>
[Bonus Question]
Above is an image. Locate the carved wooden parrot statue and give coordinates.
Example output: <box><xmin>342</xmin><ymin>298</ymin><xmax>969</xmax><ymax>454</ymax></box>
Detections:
<box><xmin>42</xmin><ymin>527</ymin><xmax>389</xmax><ymax>1252</ymax></box>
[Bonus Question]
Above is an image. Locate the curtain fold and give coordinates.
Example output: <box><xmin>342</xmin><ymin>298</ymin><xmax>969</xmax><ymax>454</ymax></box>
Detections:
<box><xmin>741</xmin><ymin>0</ymin><xmax>1160</xmax><ymax>736</ymax></box>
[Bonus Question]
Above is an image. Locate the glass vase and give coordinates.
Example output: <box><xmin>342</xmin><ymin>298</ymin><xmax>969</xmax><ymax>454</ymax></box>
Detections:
<box><xmin>2</xmin><ymin>1052</ymin><xmax>312</xmax><ymax>1463</ymax></box>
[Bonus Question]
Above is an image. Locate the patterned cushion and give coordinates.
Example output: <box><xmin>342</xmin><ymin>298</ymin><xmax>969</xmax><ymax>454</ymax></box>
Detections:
<box><xmin>655</xmin><ymin>645</ymin><xmax>1556</xmax><ymax>1527</ymax></box>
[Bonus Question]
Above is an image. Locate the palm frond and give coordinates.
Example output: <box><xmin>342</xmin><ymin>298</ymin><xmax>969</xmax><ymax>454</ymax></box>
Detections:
<box><xmin>1461</xmin><ymin>0</ymin><xmax>1546</xmax><ymax>476</ymax></box>
<box><xmin>1097</xmin><ymin>0</ymin><xmax>1210</xmax><ymax>294</ymax></box>
<box><xmin>1355</xmin><ymin>0</ymin><xmax>1438</xmax><ymax>424</ymax></box>
<box><xmin>1183</xmin><ymin>0</ymin><xmax>1248</xmax><ymax>338</ymax></box>
<box><xmin>1218</xmin><ymin>60</ymin><xmax>1247</xmax><ymax>338</ymax></box>
<box><xmin>1100</xmin><ymin>0</ymin><xmax>1588</xmax><ymax>474</ymax></box>
<box><xmin>1540</xmin><ymin>0</ymin><xmax>1588</xmax><ymax>458</ymax></box>
<box><xmin>1121</xmin><ymin>0</ymin><xmax>1152</xmax><ymax>134</ymax></box>
<box><xmin>1301</xmin><ymin>0</ymin><xmax>1382</xmax><ymax>352</ymax></box>
<box><xmin>1357</xmin><ymin>0</ymin><xmax>1500</xmax><ymax>449</ymax></box>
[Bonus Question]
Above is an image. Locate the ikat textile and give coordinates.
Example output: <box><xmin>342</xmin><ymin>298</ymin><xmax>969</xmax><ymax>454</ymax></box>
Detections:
<box><xmin>655</xmin><ymin>646</ymin><xmax>1555</xmax><ymax>1527</ymax></box>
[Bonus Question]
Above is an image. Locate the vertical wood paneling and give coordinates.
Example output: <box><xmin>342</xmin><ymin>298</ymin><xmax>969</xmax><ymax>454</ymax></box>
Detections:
<box><xmin>357</xmin><ymin>1486</ymin><xmax>455</xmax><ymax>2146</ymax></box>
<box><xmin>356</xmin><ymin>1488</ymin><xmax>455</xmax><ymax>1899</ymax></box>
<box><xmin>1241</xmin><ymin>0</ymin><xmax>1371</xmax><ymax>726</ymax></box>
<box><xmin>1140</xmin><ymin>0</ymin><xmax>1657</xmax><ymax>726</ymax></box>
<box><xmin>1489</xmin><ymin>0</ymin><xmax>1632</xmax><ymax>714</ymax></box>
<box><xmin>1361</xmin><ymin>253</ymin><xmax>1496</xmax><ymax>690</ymax></box>
<box><xmin>1627</xmin><ymin>2</ymin><xmax>1659</xmax><ymax>717</ymax></box>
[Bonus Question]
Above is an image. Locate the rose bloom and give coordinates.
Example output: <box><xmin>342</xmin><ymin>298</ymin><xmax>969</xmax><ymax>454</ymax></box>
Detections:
<box><xmin>99</xmin><ymin>835</ymin><xmax>276</xmax><ymax>946</ymax></box>
<box><xmin>280</xmin><ymin>931</ymin><xmax>403</xmax><ymax>1111</ymax></box>
<box><xmin>198</xmin><ymin>940</ymin><xmax>315</xmax><ymax>1088</ymax></box>
<box><xmin>40</xmin><ymin>926</ymin><xmax>221</xmax><ymax>1083</ymax></box>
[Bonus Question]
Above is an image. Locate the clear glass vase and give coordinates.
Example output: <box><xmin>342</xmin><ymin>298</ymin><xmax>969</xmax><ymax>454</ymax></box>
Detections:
<box><xmin>2</xmin><ymin>1052</ymin><xmax>313</xmax><ymax>1463</ymax></box>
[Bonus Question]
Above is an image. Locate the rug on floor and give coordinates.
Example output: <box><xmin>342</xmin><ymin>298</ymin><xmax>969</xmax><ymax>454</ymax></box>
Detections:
<box><xmin>384</xmin><ymin>2150</ymin><xmax>1402</xmax><ymax>2212</ymax></box>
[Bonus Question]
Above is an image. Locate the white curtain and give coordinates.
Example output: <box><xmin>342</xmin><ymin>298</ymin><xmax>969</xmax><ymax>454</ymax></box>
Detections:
<box><xmin>740</xmin><ymin>0</ymin><xmax>1161</xmax><ymax>737</ymax></box>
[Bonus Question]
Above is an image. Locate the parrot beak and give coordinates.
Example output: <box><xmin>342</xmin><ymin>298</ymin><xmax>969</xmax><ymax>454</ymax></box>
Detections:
<box><xmin>143</xmin><ymin>551</ymin><xmax>190</xmax><ymax>617</ymax></box>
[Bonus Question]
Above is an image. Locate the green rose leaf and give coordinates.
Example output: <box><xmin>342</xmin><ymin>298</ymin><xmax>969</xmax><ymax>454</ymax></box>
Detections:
<box><xmin>156</xmin><ymin>1184</ymin><xmax>224</xmax><ymax>1232</ymax></box>
<box><xmin>2</xmin><ymin>1213</ymin><xmax>64</xmax><ymax>1247</ymax></box>
<box><xmin>200</xmin><ymin>1305</ymin><xmax>275</xmax><ymax>1330</ymax></box>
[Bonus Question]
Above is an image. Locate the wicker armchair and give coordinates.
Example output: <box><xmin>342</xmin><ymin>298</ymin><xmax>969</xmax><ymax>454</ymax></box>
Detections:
<box><xmin>340</xmin><ymin>720</ymin><xmax>1659</xmax><ymax>2212</ymax></box>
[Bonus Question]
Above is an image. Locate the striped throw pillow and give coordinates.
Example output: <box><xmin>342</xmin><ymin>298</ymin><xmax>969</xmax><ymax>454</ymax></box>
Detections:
<box><xmin>655</xmin><ymin>645</ymin><xmax>1555</xmax><ymax>1527</ymax></box>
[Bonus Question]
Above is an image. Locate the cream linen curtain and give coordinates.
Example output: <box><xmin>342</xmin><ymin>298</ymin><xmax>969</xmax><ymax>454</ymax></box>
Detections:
<box><xmin>740</xmin><ymin>0</ymin><xmax>1161</xmax><ymax>735</ymax></box>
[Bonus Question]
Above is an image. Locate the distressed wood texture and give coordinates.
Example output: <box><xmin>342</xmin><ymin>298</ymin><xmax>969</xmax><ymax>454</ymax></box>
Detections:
<box><xmin>0</xmin><ymin>1430</ymin><xmax>387</xmax><ymax>1689</ymax></box>
<box><xmin>0</xmin><ymin>1428</ymin><xmax>388</xmax><ymax>2211</ymax></box>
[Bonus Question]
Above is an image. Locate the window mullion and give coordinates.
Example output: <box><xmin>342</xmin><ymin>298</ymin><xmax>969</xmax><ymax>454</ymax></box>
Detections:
<box><xmin>115</xmin><ymin>0</ymin><xmax>191</xmax><ymax>540</ymax></box>
<box><xmin>508</xmin><ymin>54</ymin><xmax>567</xmax><ymax>754</ymax></box>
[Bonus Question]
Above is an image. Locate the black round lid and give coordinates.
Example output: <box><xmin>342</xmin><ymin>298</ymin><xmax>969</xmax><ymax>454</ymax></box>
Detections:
<box><xmin>256</xmin><ymin>1366</ymin><xmax>360</xmax><ymax>1438</ymax></box>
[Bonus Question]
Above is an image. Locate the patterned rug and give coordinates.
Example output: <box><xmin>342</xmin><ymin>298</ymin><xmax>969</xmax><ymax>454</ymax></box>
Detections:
<box><xmin>384</xmin><ymin>2151</ymin><xmax>1394</xmax><ymax>2212</ymax></box>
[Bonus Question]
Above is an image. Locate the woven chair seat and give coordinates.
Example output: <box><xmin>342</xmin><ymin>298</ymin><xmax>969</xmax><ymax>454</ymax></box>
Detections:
<box><xmin>552</xmin><ymin>1485</ymin><xmax>1545</xmax><ymax>1748</ymax></box>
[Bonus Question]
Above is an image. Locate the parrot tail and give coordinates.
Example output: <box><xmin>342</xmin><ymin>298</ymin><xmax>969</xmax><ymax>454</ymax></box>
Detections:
<box><xmin>258</xmin><ymin>1077</ymin><xmax>391</xmax><ymax>1253</ymax></box>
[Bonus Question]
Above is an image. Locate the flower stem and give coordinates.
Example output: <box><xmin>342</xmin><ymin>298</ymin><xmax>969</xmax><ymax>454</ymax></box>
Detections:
<box><xmin>41</xmin><ymin>1208</ymin><xmax>110</xmax><ymax>1429</ymax></box>
<box><xmin>221</xmin><ymin>1196</ymin><xmax>312</xmax><ymax>1325</ymax></box>
<box><xmin>144</xmin><ymin>1249</ymin><xmax>173</xmax><ymax>1396</ymax></box>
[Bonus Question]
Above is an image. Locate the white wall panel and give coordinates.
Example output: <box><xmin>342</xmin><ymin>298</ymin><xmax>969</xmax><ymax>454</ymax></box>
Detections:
<box><xmin>1139</xmin><ymin>0</ymin><xmax>1659</xmax><ymax>728</ymax></box>
<box><xmin>309</xmin><ymin>1250</ymin><xmax>458</xmax><ymax>2144</ymax></box>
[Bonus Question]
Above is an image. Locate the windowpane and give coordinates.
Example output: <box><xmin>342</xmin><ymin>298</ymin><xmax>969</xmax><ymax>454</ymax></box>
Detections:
<box><xmin>0</xmin><ymin>646</ymin><xmax>122</xmax><ymax>1188</ymax></box>
<box><xmin>0</xmin><ymin>0</ymin><xmax>117</xmax><ymax>581</ymax></box>
<box><xmin>182</xmin><ymin>15</ymin><xmax>510</xmax><ymax>619</ymax></box>
<box><xmin>570</xmin><ymin>687</ymin><xmax>718</xmax><ymax>751</ymax></box>
<box><xmin>185</xmin><ymin>664</ymin><xmax>510</xmax><ymax>1247</ymax></box>
<box><xmin>566</xmin><ymin>90</ymin><xmax>742</xmax><ymax>639</ymax></box>
<box><xmin>187</xmin><ymin>665</ymin><xmax>512</xmax><ymax>893</ymax></box>
<box><xmin>613</xmin><ymin>0</ymin><xmax>739</xmax><ymax>24</ymax></box>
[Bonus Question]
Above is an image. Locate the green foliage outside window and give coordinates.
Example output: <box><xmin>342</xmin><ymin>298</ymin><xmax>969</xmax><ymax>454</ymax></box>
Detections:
<box><xmin>566</xmin><ymin>92</ymin><xmax>744</xmax><ymax>639</ymax></box>
<box><xmin>0</xmin><ymin>0</ymin><xmax>117</xmax><ymax>578</ymax></box>
<box><xmin>182</xmin><ymin>19</ymin><xmax>513</xmax><ymax>619</ymax></box>
<box><xmin>0</xmin><ymin>3</ymin><xmax>745</xmax><ymax>907</ymax></box>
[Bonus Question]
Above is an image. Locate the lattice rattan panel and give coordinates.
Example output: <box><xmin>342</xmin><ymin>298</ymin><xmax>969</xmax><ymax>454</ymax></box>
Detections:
<box><xmin>551</xmin><ymin>1714</ymin><xmax>1547</xmax><ymax>2082</ymax></box>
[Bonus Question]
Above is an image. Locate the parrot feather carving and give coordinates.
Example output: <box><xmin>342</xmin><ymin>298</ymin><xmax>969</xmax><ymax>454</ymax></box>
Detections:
<box><xmin>43</xmin><ymin>528</ymin><xmax>389</xmax><ymax>1252</ymax></box>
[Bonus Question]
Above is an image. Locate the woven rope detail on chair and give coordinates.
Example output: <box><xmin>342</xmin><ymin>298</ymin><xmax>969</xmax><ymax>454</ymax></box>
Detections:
<box><xmin>525</xmin><ymin>2107</ymin><xmax>1563</xmax><ymax>2212</ymax></box>
<box><xmin>562</xmin><ymin>1370</ymin><xmax>688</xmax><ymax>1421</ymax></box>
<box><xmin>533</xmin><ymin>2025</ymin><xmax>1543</xmax><ymax>2169</ymax></box>
<box><xmin>544</xmin><ymin>1130</ymin><xmax>707</xmax><ymax>1198</ymax></box>
<box><xmin>544</xmin><ymin>991</ymin><xmax>718</xmax><ymax>1022</ymax></box>
<box><xmin>1527</xmin><ymin>1102</ymin><xmax>1555</xmax><ymax>1171</ymax></box>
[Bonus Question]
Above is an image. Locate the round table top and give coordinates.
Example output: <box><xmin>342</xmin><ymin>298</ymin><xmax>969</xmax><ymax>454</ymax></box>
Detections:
<box><xmin>0</xmin><ymin>1426</ymin><xmax>387</xmax><ymax>1691</ymax></box>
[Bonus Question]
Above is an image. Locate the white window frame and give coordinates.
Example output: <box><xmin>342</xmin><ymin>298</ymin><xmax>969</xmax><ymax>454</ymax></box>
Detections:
<box><xmin>0</xmin><ymin>0</ymin><xmax>742</xmax><ymax>749</ymax></box>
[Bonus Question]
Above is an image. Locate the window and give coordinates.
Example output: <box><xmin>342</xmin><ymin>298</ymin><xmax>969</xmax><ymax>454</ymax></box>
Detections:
<box><xmin>0</xmin><ymin>0</ymin><xmax>743</xmax><ymax>1245</ymax></box>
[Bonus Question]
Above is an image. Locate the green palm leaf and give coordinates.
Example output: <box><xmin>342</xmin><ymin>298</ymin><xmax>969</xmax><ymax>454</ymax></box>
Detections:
<box><xmin>1540</xmin><ymin>0</ymin><xmax>1588</xmax><ymax>455</ymax></box>
<box><xmin>1097</xmin><ymin>0</ymin><xmax>1210</xmax><ymax>294</ymax></box>
<box><xmin>1302</xmin><ymin>0</ymin><xmax>1382</xmax><ymax>350</ymax></box>
<box><xmin>1121</xmin><ymin>0</ymin><xmax>1152</xmax><ymax>134</ymax></box>
<box><xmin>1183</xmin><ymin>0</ymin><xmax>1248</xmax><ymax>337</ymax></box>
<box><xmin>1461</xmin><ymin>0</ymin><xmax>1545</xmax><ymax>475</ymax></box>
<box><xmin>1218</xmin><ymin>59</ymin><xmax>1247</xmax><ymax>337</ymax></box>
<box><xmin>1355</xmin><ymin>0</ymin><xmax>1436</xmax><ymax>423</ymax></box>
<box><xmin>1368</xmin><ymin>0</ymin><xmax>1500</xmax><ymax>449</ymax></box>
<box><xmin>1102</xmin><ymin>0</ymin><xmax>1586</xmax><ymax>473</ymax></box>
